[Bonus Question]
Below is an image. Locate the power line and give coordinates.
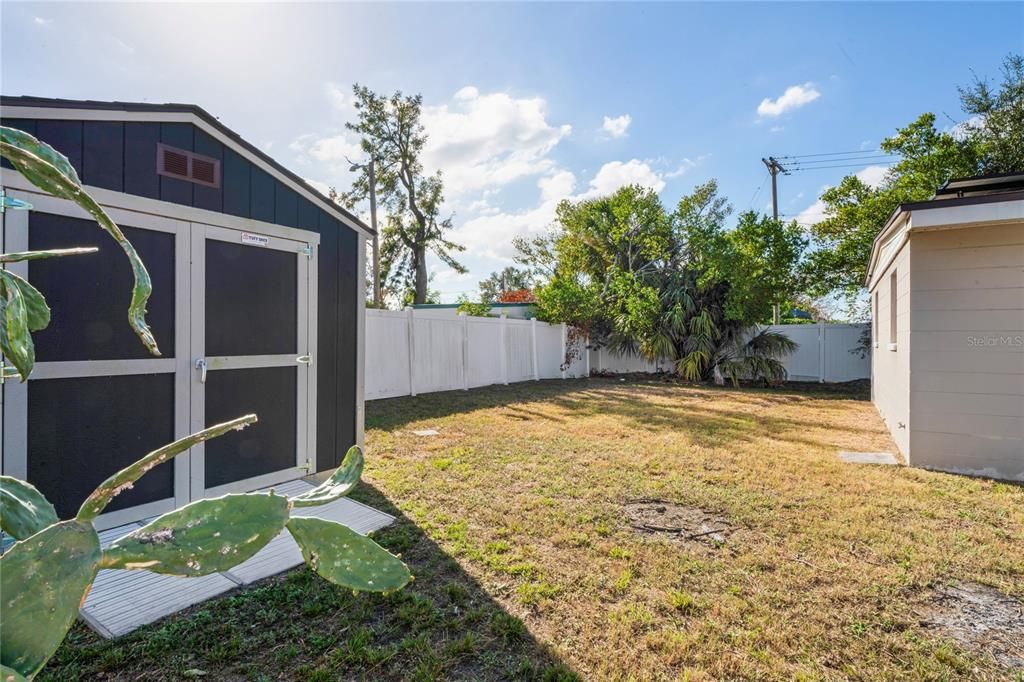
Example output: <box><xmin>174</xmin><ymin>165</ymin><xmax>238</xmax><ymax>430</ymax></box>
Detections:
<box><xmin>787</xmin><ymin>154</ymin><xmax>897</xmax><ymax>166</ymax></box>
<box><xmin>747</xmin><ymin>172</ymin><xmax>770</xmax><ymax>210</ymax></box>
<box><xmin>776</xmin><ymin>148</ymin><xmax>886</xmax><ymax>159</ymax></box>
<box><xmin>782</xmin><ymin>158</ymin><xmax>897</xmax><ymax>169</ymax></box>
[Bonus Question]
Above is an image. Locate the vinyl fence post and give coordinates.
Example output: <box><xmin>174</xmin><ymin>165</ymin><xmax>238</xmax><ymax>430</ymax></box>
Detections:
<box><xmin>461</xmin><ymin>312</ymin><xmax>470</xmax><ymax>391</ymax></box>
<box><xmin>584</xmin><ymin>337</ymin><xmax>591</xmax><ymax>377</ymax></box>
<box><xmin>406</xmin><ymin>306</ymin><xmax>417</xmax><ymax>397</ymax></box>
<box><xmin>500</xmin><ymin>313</ymin><xmax>509</xmax><ymax>385</ymax></box>
<box><xmin>560</xmin><ymin>323</ymin><xmax>567</xmax><ymax>380</ymax></box>
<box><xmin>817</xmin><ymin>320</ymin><xmax>826</xmax><ymax>384</ymax></box>
<box><xmin>531</xmin><ymin>317</ymin><xmax>540</xmax><ymax>381</ymax></box>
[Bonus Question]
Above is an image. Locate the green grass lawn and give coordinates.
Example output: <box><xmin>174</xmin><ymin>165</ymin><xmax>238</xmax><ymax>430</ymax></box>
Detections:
<box><xmin>41</xmin><ymin>378</ymin><xmax>1023</xmax><ymax>680</ymax></box>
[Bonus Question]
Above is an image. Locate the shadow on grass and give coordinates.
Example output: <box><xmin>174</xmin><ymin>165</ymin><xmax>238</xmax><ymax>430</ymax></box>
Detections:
<box><xmin>40</xmin><ymin>483</ymin><xmax>579</xmax><ymax>682</ymax></box>
<box><xmin>368</xmin><ymin>376</ymin><xmax>874</xmax><ymax>451</ymax></box>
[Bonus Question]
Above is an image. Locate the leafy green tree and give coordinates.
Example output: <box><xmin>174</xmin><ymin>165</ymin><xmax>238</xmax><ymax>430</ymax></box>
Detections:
<box><xmin>478</xmin><ymin>267</ymin><xmax>534</xmax><ymax>303</ymax></box>
<box><xmin>718</xmin><ymin>211</ymin><xmax>808</xmax><ymax>325</ymax></box>
<box><xmin>802</xmin><ymin>54</ymin><xmax>1023</xmax><ymax>306</ymax></box>
<box><xmin>455</xmin><ymin>297</ymin><xmax>494</xmax><ymax>317</ymax></box>
<box><xmin>525</xmin><ymin>182</ymin><xmax>801</xmax><ymax>384</ymax></box>
<box><xmin>959</xmin><ymin>53</ymin><xmax>1024</xmax><ymax>173</ymax></box>
<box><xmin>338</xmin><ymin>85</ymin><xmax>466</xmax><ymax>304</ymax></box>
<box><xmin>801</xmin><ymin>113</ymin><xmax>981</xmax><ymax>304</ymax></box>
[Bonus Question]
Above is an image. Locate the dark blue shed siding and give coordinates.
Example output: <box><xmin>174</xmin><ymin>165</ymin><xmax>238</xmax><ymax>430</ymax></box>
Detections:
<box><xmin>2</xmin><ymin>116</ymin><xmax>360</xmax><ymax>471</ymax></box>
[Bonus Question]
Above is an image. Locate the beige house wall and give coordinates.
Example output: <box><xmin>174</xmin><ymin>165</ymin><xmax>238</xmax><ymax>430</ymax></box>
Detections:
<box><xmin>908</xmin><ymin>222</ymin><xmax>1024</xmax><ymax>481</ymax></box>
<box><xmin>870</xmin><ymin>237</ymin><xmax>913</xmax><ymax>458</ymax></box>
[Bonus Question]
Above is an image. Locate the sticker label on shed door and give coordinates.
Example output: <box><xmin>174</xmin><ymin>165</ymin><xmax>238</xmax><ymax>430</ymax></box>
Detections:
<box><xmin>240</xmin><ymin>232</ymin><xmax>270</xmax><ymax>247</ymax></box>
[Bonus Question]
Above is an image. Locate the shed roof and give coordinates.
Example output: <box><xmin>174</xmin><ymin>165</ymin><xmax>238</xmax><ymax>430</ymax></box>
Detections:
<box><xmin>0</xmin><ymin>95</ymin><xmax>373</xmax><ymax>237</ymax></box>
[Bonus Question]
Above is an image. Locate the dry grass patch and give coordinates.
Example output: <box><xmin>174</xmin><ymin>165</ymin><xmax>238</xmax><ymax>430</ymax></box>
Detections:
<box><xmin>40</xmin><ymin>378</ymin><xmax>1023</xmax><ymax>681</ymax></box>
<box><xmin>362</xmin><ymin>378</ymin><xmax>1023</xmax><ymax>680</ymax></box>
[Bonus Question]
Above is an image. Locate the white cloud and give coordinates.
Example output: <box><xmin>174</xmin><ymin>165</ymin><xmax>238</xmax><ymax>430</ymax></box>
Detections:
<box><xmin>796</xmin><ymin>199</ymin><xmax>828</xmax><ymax>226</ymax></box>
<box><xmin>450</xmin><ymin>160</ymin><xmax>670</xmax><ymax>260</ymax></box>
<box><xmin>325</xmin><ymin>82</ymin><xmax>350</xmax><ymax>112</ymax></box>
<box><xmin>794</xmin><ymin>165</ymin><xmax>890</xmax><ymax>227</ymax></box>
<box><xmin>421</xmin><ymin>86</ymin><xmax>572</xmax><ymax>195</ymax></box>
<box><xmin>579</xmin><ymin>159</ymin><xmax>665</xmax><ymax>199</ymax></box>
<box><xmin>434</xmin><ymin>268</ymin><xmax>473</xmax><ymax>285</ymax></box>
<box><xmin>303</xmin><ymin>134</ymin><xmax>363</xmax><ymax>164</ymax></box>
<box><xmin>601</xmin><ymin>114</ymin><xmax>631</xmax><ymax>138</ymax></box>
<box><xmin>757</xmin><ymin>83</ymin><xmax>821</xmax><ymax>118</ymax></box>
<box><xmin>33</xmin><ymin>16</ymin><xmax>51</xmax><ymax>26</ymax></box>
<box><xmin>303</xmin><ymin>177</ymin><xmax>333</xmax><ymax>197</ymax></box>
<box><xmin>855</xmin><ymin>165</ymin><xmax>889</xmax><ymax>189</ymax></box>
<box><xmin>538</xmin><ymin>170</ymin><xmax>577</xmax><ymax>201</ymax></box>
<box><xmin>770</xmin><ymin>126</ymin><xmax>785</xmax><ymax>134</ymax></box>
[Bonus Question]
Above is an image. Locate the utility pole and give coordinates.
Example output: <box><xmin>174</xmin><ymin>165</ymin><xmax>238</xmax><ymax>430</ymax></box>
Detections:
<box><xmin>761</xmin><ymin>156</ymin><xmax>787</xmax><ymax>221</ymax></box>
<box><xmin>761</xmin><ymin>157</ymin><xmax>787</xmax><ymax>324</ymax></box>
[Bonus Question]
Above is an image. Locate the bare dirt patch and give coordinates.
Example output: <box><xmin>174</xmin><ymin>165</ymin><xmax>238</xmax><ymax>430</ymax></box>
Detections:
<box><xmin>624</xmin><ymin>499</ymin><xmax>737</xmax><ymax>545</ymax></box>
<box><xmin>920</xmin><ymin>582</ymin><xmax>1024</xmax><ymax>670</ymax></box>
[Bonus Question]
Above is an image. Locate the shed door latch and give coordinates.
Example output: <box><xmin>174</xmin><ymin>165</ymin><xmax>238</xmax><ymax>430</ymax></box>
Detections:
<box><xmin>195</xmin><ymin>358</ymin><xmax>208</xmax><ymax>383</ymax></box>
<box><xmin>300</xmin><ymin>244</ymin><xmax>312</xmax><ymax>258</ymax></box>
<box><xmin>296</xmin><ymin>354</ymin><xmax>313</xmax><ymax>366</ymax></box>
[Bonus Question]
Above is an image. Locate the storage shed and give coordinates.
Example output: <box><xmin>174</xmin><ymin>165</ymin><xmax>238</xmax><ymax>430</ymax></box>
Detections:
<box><xmin>865</xmin><ymin>173</ymin><xmax>1024</xmax><ymax>481</ymax></box>
<box><xmin>1</xmin><ymin>96</ymin><xmax>370</xmax><ymax>527</ymax></box>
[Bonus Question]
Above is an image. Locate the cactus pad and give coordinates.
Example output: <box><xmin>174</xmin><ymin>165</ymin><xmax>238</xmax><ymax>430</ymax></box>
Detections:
<box><xmin>1</xmin><ymin>664</ymin><xmax>28</xmax><ymax>682</ymax></box>
<box><xmin>287</xmin><ymin>516</ymin><xmax>411</xmax><ymax>592</ymax></box>
<box><xmin>290</xmin><ymin>445</ymin><xmax>364</xmax><ymax>508</ymax></box>
<box><xmin>0</xmin><ymin>520</ymin><xmax>100</xmax><ymax>678</ymax></box>
<box><xmin>101</xmin><ymin>492</ymin><xmax>289</xmax><ymax>576</ymax></box>
<box><xmin>0</xmin><ymin>476</ymin><xmax>58</xmax><ymax>540</ymax></box>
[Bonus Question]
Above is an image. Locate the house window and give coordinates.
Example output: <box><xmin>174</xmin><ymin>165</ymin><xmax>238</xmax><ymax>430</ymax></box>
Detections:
<box><xmin>888</xmin><ymin>271</ymin><xmax>898</xmax><ymax>349</ymax></box>
<box><xmin>157</xmin><ymin>144</ymin><xmax>221</xmax><ymax>188</ymax></box>
<box><xmin>873</xmin><ymin>291</ymin><xmax>879</xmax><ymax>346</ymax></box>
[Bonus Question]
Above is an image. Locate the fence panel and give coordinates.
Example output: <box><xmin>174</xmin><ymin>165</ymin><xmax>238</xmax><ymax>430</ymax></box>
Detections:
<box><xmin>767</xmin><ymin>324</ymin><xmax>821</xmax><ymax>381</ymax></box>
<box><xmin>365</xmin><ymin>312</ymin><xmax>869</xmax><ymax>401</ymax></box>
<box><xmin>412</xmin><ymin>314</ymin><xmax>465</xmax><ymax>394</ymax></box>
<box><xmin>506</xmin><ymin>319</ymin><xmax>535</xmax><ymax>383</ymax></box>
<box><xmin>823</xmin><ymin>324</ymin><xmax>870</xmax><ymax>382</ymax></box>
<box><xmin>537</xmin><ymin>323</ymin><xmax>564</xmax><ymax>379</ymax></box>
<box><xmin>467</xmin><ymin>317</ymin><xmax>503</xmax><ymax>388</ymax></box>
<box><xmin>587</xmin><ymin>323</ymin><xmax>870</xmax><ymax>383</ymax></box>
<box><xmin>365</xmin><ymin>309</ymin><xmax>412</xmax><ymax>399</ymax></box>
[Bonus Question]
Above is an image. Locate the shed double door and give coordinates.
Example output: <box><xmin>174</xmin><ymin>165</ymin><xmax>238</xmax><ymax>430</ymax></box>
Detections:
<box><xmin>188</xmin><ymin>224</ymin><xmax>316</xmax><ymax>500</ymax></box>
<box><xmin>1</xmin><ymin>197</ymin><xmax>317</xmax><ymax>529</ymax></box>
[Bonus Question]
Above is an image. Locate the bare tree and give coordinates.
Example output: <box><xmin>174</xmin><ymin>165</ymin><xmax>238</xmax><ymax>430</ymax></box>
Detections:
<box><xmin>337</xmin><ymin>85</ymin><xmax>465</xmax><ymax>304</ymax></box>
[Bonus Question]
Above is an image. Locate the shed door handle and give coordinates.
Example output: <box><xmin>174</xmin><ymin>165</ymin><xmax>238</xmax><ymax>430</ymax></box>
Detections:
<box><xmin>195</xmin><ymin>358</ymin><xmax>208</xmax><ymax>383</ymax></box>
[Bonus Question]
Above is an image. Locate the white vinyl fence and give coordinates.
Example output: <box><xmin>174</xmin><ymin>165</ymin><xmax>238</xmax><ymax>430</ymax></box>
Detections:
<box><xmin>589</xmin><ymin>322</ymin><xmax>870</xmax><ymax>383</ymax></box>
<box><xmin>365</xmin><ymin>309</ymin><xmax>588</xmax><ymax>400</ymax></box>
<box><xmin>365</xmin><ymin>312</ymin><xmax>869</xmax><ymax>400</ymax></box>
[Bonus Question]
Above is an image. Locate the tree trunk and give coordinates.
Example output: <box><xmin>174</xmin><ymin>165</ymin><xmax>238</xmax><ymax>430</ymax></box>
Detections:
<box><xmin>413</xmin><ymin>246</ymin><xmax>428</xmax><ymax>304</ymax></box>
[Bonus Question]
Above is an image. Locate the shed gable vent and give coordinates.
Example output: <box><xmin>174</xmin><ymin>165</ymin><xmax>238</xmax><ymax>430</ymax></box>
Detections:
<box><xmin>157</xmin><ymin>144</ymin><xmax>220</xmax><ymax>188</ymax></box>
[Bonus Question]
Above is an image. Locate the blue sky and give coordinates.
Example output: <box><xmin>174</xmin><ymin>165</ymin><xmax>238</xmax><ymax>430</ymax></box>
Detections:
<box><xmin>3</xmin><ymin>2</ymin><xmax>1021</xmax><ymax>303</ymax></box>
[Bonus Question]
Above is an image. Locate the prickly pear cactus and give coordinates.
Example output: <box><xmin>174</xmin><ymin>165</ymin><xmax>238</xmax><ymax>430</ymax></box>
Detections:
<box><xmin>291</xmin><ymin>445</ymin><xmax>364</xmax><ymax>507</ymax></box>
<box><xmin>0</xmin><ymin>520</ymin><xmax>101</xmax><ymax>679</ymax></box>
<box><xmin>1</xmin><ymin>125</ymin><xmax>158</xmax><ymax>371</ymax></box>
<box><xmin>102</xmin><ymin>492</ymin><xmax>290</xmax><ymax>576</ymax></box>
<box><xmin>287</xmin><ymin>516</ymin><xmax>411</xmax><ymax>592</ymax></box>
<box><xmin>0</xmin><ymin>125</ymin><xmax>410</xmax><ymax>681</ymax></box>
<box><xmin>0</xmin><ymin>476</ymin><xmax>58</xmax><ymax>540</ymax></box>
